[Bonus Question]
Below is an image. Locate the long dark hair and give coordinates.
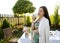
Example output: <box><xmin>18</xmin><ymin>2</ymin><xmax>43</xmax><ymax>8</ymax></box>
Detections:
<box><xmin>40</xmin><ymin>6</ymin><xmax>51</xmax><ymax>27</ymax></box>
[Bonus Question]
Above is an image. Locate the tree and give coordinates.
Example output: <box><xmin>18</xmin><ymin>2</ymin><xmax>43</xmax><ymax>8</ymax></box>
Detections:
<box><xmin>13</xmin><ymin>0</ymin><xmax>35</xmax><ymax>14</ymax></box>
<box><xmin>13</xmin><ymin>0</ymin><xmax>36</xmax><ymax>25</ymax></box>
<box><xmin>50</xmin><ymin>15</ymin><xmax>54</xmax><ymax>25</ymax></box>
<box><xmin>54</xmin><ymin>5</ymin><xmax>59</xmax><ymax>30</ymax></box>
<box><xmin>58</xmin><ymin>15</ymin><xmax>60</xmax><ymax>28</ymax></box>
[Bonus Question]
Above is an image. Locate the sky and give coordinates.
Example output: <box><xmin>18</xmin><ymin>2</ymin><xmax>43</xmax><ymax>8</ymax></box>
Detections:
<box><xmin>30</xmin><ymin>0</ymin><xmax>60</xmax><ymax>15</ymax></box>
<box><xmin>0</xmin><ymin>0</ymin><xmax>17</xmax><ymax>15</ymax></box>
<box><xmin>0</xmin><ymin>0</ymin><xmax>60</xmax><ymax>16</ymax></box>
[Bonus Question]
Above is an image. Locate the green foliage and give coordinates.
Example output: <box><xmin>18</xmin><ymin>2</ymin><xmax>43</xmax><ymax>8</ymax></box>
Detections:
<box><xmin>50</xmin><ymin>15</ymin><xmax>60</xmax><ymax>24</ymax></box>
<box><xmin>49</xmin><ymin>5</ymin><xmax>60</xmax><ymax>30</ymax></box>
<box><xmin>0</xmin><ymin>28</ymin><xmax>4</xmax><ymax>40</ymax></box>
<box><xmin>26</xmin><ymin>16</ymin><xmax>31</xmax><ymax>27</ymax></box>
<box><xmin>13</xmin><ymin>0</ymin><xmax>36</xmax><ymax>14</ymax></box>
<box><xmin>13</xmin><ymin>28</ymin><xmax>23</xmax><ymax>38</ymax></box>
<box><xmin>13</xmin><ymin>0</ymin><xmax>35</xmax><ymax>25</ymax></box>
<box><xmin>1</xmin><ymin>19</ymin><xmax>10</xmax><ymax>29</ymax></box>
<box><xmin>50</xmin><ymin>15</ymin><xmax>54</xmax><ymax>24</ymax></box>
<box><xmin>0</xmin><ymin>37</ymin><xmax>11</xmax><ymax>43</ymax></box>
<box><xmin>0</xmin><ymin>19</ymin><xmax>10</xmax><ymax>40</ymax></box>
<box><xmin>50</xmin><ymin>5</ymin><xmax>60</xmax><ymax>30</ymax></box>
<box><xmin>54</xmin><ymin>5</ymin><xmax>59</xmax><ymax>29</ymax></box>
<box><xmin>58</xmin><ymin>15</ymin><xmax>60</xmax><ymax>25</ymax></box>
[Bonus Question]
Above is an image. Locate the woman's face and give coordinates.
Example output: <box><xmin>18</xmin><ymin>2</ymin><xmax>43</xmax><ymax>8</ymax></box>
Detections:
<box><xmin>38</xmin><ymin>8</ymin><xmax>45</xmax><ymax>17</ymax></box>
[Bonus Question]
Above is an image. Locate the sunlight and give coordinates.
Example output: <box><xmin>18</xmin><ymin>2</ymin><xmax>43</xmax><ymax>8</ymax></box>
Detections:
<box><xmin>30</xmin><ymin>0</ymin><xmax>59</xmax><ymax>15</ymax></box>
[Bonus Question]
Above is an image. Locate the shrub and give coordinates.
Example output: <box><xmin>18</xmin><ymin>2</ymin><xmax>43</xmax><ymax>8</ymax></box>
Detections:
<box><xmin>26</xmin><ymin>16</ymin><xmax>31</xmax><ymax>27</ymax></box>
<box><xmin>1</xmin><ymin>19</ymin><xmax>10</xmax><ymax>29</ymax></box>
<box><xmin>0</xmin><ymin>19</ymin><xmax>10</xmax><ymax>40</ymax></box>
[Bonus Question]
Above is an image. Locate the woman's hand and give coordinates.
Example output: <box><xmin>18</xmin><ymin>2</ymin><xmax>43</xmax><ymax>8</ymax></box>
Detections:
<box><xmin>33</xmin><ymin>30</ymin><xmax>39</xmax><ymax>33</ymax></box>
<box><xmin>32</xmin><ymin>15</ymin><xmax>36</xmax><ymax>22</ymax></box>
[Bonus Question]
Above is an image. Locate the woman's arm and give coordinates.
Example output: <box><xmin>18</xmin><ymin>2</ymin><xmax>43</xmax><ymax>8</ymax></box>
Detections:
<box><xmin>31</xmin><ymin>22</ymin><xmax>39</xmax><ymax>34</ymax></box>
<box><xmin>31</xmin><ymin>22</ymin><xmax>34</xmax><ymax>30</ymax></box>
<box><xmin>33</xmin><ymin>29</ymin><xmax>39</xmax><ymax>34</ymax></box>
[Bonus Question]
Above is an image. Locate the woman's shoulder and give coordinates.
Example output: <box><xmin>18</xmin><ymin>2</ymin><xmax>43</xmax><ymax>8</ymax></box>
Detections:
<box><xmin>44</xmin><ymin>17</ymin><xmax>49</xmax><ymax>21</ymax></box>
<box><xmin>39</xmin><ymin>17</ymin><xmax>49</xmax><ymax>24</ymax></box>
<box><xmin>44</xmin><ymin>18</ymin><xmax>49</xmax><ymax>25</ymax></box>
<box><xmin>43</xmin><ymin>17</ymin><xmax>49</xmax><ymax>23</ymax></box>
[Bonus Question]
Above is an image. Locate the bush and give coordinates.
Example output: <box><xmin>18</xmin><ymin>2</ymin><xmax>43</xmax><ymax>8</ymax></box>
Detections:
<box><xmin>26</xmin><ymin>16</ymin><xmax>31</xmax><ymax>27</ymax></box>
<box><xmin>0</xmin><ymin>19</ymin><xmax>10</xmax><ymax>40</ymax></box>
<box><xmin>1</xmin><ymin>19</ymin><xmax>10</xmax><ymax>29</ymax></box>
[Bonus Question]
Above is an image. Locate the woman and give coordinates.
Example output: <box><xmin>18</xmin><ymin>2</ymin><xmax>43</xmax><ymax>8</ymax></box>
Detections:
<box><xmin>31</xmin><ymin>6</ymin><xmax>51</xmax><ymax>43</ymax></box>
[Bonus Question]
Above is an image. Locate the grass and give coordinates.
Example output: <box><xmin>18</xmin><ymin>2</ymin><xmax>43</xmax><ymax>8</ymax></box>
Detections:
<box><xmin>13</xmin><ymin>28</ymin><xmax>23</xmax><ymax>38</ymax></box>
<box><xmin>0</xmin><ymin>38</ymin><xmax>10</xmax><ymax>43</ymax></box>
<box><xmin>0</xmin><ymin>28</ymin><xmax>23</xmax><ymax>43</ymax></box>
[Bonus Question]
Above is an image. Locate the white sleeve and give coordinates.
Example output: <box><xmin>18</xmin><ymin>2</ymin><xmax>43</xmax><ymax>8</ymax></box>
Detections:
<box><xmin>38</xmin><ymin>22</ymin><xmax>45</xmax><ymax>36</ymax></box>
<box><xmin>44</xmin><ymin>20</ymin><xmax>50</xmax><ymax>43</ymax></box>
<box><xmin>38</xmin><ymin>21</ymin><xmax>46</xmax><ymax>43</ymax></box>
<box><xmin>38</xmin><ymin>19</ymin><xmax>50</xmax><ymax>43</ymax></box>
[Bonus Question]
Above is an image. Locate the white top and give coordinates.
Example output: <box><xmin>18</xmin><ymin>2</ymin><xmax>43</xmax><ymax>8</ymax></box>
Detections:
<box><xmin>38</xmin><ymin>17</ymin><xmax>50</xmax><ymax>43</ymax></box>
